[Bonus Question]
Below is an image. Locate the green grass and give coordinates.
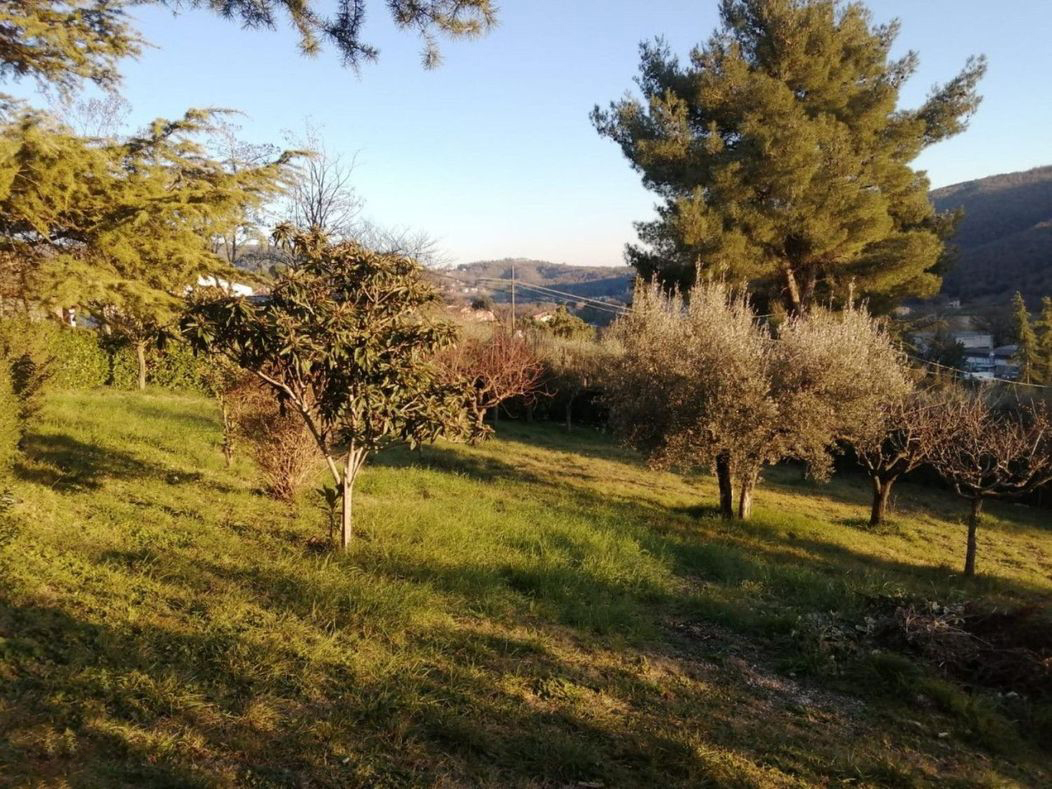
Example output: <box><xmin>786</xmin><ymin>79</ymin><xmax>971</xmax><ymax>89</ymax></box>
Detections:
<box><xmin>0</xmin><ymin>389</ymin><xmax>1049</xmax><ymax>787</ymax></box>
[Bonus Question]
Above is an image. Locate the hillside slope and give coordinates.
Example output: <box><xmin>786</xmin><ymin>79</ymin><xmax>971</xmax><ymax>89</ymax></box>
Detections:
<box><xmin>934</xmin><ymin>166</ymin><xmax>1052</xmax><ymax>304</ymax></box>
<box><xmin>0</xmin><ymin>391</ymin><xmax>1049</xmax><ymax>785</ymax></box>
<box><xmin>450</xmin><ymin>258</ymin><xmax>634</xmax><ymax>303</ymax></box>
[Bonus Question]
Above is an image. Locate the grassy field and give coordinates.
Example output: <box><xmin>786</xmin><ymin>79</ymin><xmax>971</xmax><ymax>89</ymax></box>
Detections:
<box><xmin>0</xmin><ymin>389</ymin><xmax>1050</xmax><ymax>787</ymax></box>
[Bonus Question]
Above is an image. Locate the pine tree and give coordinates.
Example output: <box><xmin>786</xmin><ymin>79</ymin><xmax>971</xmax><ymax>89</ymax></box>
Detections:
<box><xmin>593</xmin><ymin>0</ymin><xmax>985</xmax><ymax>313</ymax></box>
<box><xmin>1035</xmin><ymin>296</ymin><xmax>1052</xmax><ymax>385</ymax></box>
<box><xmin>1012</xmin><ymin>291</ymin><xmax>1040</xmax><ymax>384</ymax></box>
<box><xmin>0</xmin><ymin>1</ymin><xmax>497</xmax><ymax>97</ymax></box>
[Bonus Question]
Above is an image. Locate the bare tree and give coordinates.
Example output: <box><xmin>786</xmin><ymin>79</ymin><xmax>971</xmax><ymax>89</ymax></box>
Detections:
<box><xmin>852</xmin><ymin>389</ymin><xmax>952</xmax><ymax>527</ymax></box>
<box><xmin>209</xmin><ymin>120</ymin><xmax>283</xmax><ymax>265</ymax></box>
<box><xmin>282</xmin><ymin>121</ymin><xmax>362</xmax><ymax>238</ymax></box>
<box><xmin>439</xmin><ymin>328</ymin><xmax>546</xmax><ymax>428</ymax></box>
<box><xmin>928</xmin><ymin>395</ymin><xmax>1052</xmax><ymax>577</ymax></box>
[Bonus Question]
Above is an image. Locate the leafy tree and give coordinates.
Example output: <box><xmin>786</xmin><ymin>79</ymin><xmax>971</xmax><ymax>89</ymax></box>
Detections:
<box><xmin>534</xmin><ymin>306</ymin><xmax>595</xmax><ymax>342</ymax></box>
<box><xmin>924</xmin><ymin>327</ymin><xmax>967</xmax><ymax>373</ymax></box>
<box><xmin>1012</xmin><ymin>291</ymin><xmax>1040</xmax><ymax>384</ymax></box>
<box><xmin>928</xmin><ymin>395</ymin><xmax>1052</xmax><ymax>576</ymax></box>
<box><xmin>0</xmin><ymin>109</ymin><xmax>293</xmax><ymax>388</ymax></box>
<box><xmin>604</xmin><ymin>280</ymin><xmax>908</xmax><ymax>519</ymax></box>
<box><xmin>593</xmin><ymin>0</ymin><xmax>985</xmax><ymax>312</ymax></box>
<box><xmin>541</xmin><ymin>337</ymin><xmax>607</xmax><ymax>432</ymax></box>
<box><xmin>182</xmin><ymin>230</ymin><xmax>480</xmax><ymax>549</ymax></box>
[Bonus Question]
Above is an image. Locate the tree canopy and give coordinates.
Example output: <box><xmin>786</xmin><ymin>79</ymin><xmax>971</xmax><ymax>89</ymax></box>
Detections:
<box><xmin>593</xmin><ymin>0</ymin><xmax>986</xmax><ymax>313</ymax></box>
<box><xmin>0</xmin><ymin>0</ymin><xmax>497</xmax><ymax>98</ymax></box>
<box><xmin>182</xmin><ymin>230</ymin><xmax>480</xmax><ymax>548</ymax></box>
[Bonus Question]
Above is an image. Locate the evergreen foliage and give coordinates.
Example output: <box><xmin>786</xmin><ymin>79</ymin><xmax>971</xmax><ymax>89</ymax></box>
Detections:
<box><xmin>0</xmin><ymin>0</ymin><xmax>140</xmax><ymax>95</ymax></box>
<box><xmin>593</xmin><ymin>0</ymin><xmax>986</xmax><ymax>312</ymax></box>
<box><xmin>0</xmin><ymin>109</ymin><xmax>294</xmax><ymax>387</ymax></box>
<box><xmin>1012</xmin><ymin>291</ymin><xmax>1040</xmax><ymax>384</ymax></box>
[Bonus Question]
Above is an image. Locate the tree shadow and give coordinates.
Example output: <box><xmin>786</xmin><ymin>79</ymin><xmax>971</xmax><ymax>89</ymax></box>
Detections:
<box><xmin>13</xmin><ymin>432</ymin><xmax>170</xmax><ymax>491</ymax></box>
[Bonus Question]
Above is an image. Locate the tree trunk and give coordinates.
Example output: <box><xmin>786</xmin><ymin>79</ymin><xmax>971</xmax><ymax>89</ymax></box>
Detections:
<box><xmin>221</xmin><ymin>400</ymin><xmax>233</xmax><ymax>468</ymax></box>
<box><xmin>135</xmin><ymin>341</ymin><xmax>147</xmax><ymax>391</ymax></box>
<box><xmin>738</xmin><ymin>470</ymin><xmax>757</xmax><ymax>520</ymax></box>
<box><xmin>565</xmin><ymin>399</ymin><xmax>573</xmax><ymax>432</ymax></box>
<box><xmin>964</xmin><ymin>497</ymin><xmax>982</xmax><ymax>577</ymax></box>
<box><xmin>715</xmin><ymin>451</ymin><xmax>734</xmax><ymax>519</ymax></box>
<box><xmin>339</xmin><ymin>443</ymin><xmax>367</xmax><ymax>550</ymax></box>
<box><xmin>869</xmin><ymin>475</ymin><xmax>895</xmax><ymax>527</ymax></box>
<box><xmin>784</xmin><ymin>266</ymin><xmax>802</xmax><ymax>314</ymax></box>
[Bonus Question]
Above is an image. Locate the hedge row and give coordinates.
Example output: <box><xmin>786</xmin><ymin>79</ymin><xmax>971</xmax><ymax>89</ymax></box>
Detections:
<box><xmin>30</xmin><ymin>324</ymin><xmax>212</xmax><ymax>393</ymax></box>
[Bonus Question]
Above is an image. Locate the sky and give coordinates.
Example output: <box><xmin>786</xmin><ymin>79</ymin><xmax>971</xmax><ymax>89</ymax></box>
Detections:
<box><xmin>23</xmin><ymin>1</ymin><xmax>1052</xmax><ymax>267</ymax></box>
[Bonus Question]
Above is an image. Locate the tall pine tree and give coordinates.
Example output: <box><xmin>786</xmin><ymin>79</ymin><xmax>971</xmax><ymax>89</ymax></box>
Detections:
<box><xmin>1035</xmin><ymin>295</ymin><xmax>1052</xmax><ymax>385</ymax></box>
<box><xmin>1012</xmin><ymin>291</ymin><xmax>1040</xmax><ymax>384</ymax></box>
<box><xmin>593</xmin><ymin>0</ymin><xmax>985</xmax><ymax>313</ymax></box>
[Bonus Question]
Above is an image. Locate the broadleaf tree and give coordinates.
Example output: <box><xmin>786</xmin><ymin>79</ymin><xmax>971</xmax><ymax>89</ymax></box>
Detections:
<box><xmin>182</xmin><ymin>230</ymin><xmax>482</xmax><ymax>549</ymax></box>
<box><xmin>592</xmin><ymin>0</ymin><xmax>986</xmax><ymax>313</ymax></box>
<box><xmin>603</xmin><ymin>279</ymin><xmax>910</xmax><ymax>519</ymax></box>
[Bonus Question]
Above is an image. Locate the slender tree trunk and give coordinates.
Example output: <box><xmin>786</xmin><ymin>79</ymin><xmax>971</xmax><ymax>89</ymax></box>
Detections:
<box><xmin>964</xmin><ymin>497</ymin><xmax>982</xmax><ymax>577</ymax></box>
<box><xmin>340</xmin><ymin>443</ymin><xmax>367</xmax><ymax>551</ymax></box>
<box><xmin>784</xmin><ymin>266</ymin><xmax>802</xmax><ymax>314</ymax></box>
<box><xmin>135</xmin><ymin>341</ymin><xmax>147</xmax><ymax>391</ymax></box>
<box><xmin>220</xmin><ymin>400</ymin><xmax>233</xmax><ymax>468</ymax></box>
<box><xmin>869</xmin><ymin>475</ymin><xmax>896</xmax><ymax>527</ymax></box>
<box><xmin>565</xmin><ymin>398</ymin><xmax>573</xmax><ymax>432</ymax></box>
<box><xmin>715</xmin><ymin>451</ymin><xmax>734</xmax><ymax>519</ymax></box>
<box><xmin>738</xmin><ymin>469</ymin><xmax>757</xmax><ymax>520</ymax></box>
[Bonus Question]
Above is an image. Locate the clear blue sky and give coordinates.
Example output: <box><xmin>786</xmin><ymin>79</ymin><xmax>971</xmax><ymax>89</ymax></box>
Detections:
<box><xmin>33</xmin><ymin>1</ymin><xmax>1052</xmax><ymax>266</ymax></box>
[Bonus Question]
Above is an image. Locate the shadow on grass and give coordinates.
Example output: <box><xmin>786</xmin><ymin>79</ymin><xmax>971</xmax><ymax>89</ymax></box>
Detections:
<box><xmin>13</xmin><ymin>432</ymin><xmax>171</xmax><ymax>491</ymax></box>
<box><xmin>0</xmin><ymin>592</ymin><xmax>949</xmax><ymax>787</ymax></box>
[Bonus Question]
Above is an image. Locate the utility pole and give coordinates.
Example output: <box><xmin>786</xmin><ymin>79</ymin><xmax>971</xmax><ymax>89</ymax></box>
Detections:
<box><xmin>510</xmin><ymin>261</ymin><xmax>516</xmax><ymax>331</ymax></box>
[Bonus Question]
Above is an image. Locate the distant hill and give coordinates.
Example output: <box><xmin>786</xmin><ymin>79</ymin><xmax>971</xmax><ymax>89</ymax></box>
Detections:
<box><xmin>934</xmin><ymin>166</ymin><xmax>1052</xmax><ymax>305</ymax></box>
<box><xmin>449</xmin><ymin>258</ymin><xmax>635</xmax><ymax>304</ymax></box>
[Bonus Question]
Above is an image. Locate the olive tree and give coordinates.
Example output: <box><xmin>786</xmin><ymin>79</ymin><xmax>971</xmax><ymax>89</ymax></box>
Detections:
<box><xmin>182</xmin><ymin>230</ymin><xmax>479</xmax><ymax>549</ymax></box>
<box><xmin>605</xmin><ymin>280</ymin><xmax>909</xmax><ymax>519</ymax></box>
<box><xmin>928</xmin><ymin>395</ymin><xmax>1052</xmax><ymax>577</ymax></box>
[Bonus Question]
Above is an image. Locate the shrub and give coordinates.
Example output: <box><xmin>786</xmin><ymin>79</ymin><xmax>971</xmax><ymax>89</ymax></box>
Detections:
<box><xmin>229</xmin><ymin>381</ymin><xmax>319</xmax><ymax>502</ymax></box>
<box><xmin>48</xmin><ymin>327</ymin><xmax>109</xmax><ymax>389</ymax></box>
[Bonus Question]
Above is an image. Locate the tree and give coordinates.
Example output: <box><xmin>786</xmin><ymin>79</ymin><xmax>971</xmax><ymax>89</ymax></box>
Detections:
<box><xmin>0</xmin><ymin>0</ymin><xmax>140</xmax><ymax>95</ymax></box>
<box><xmin>1037</xmin><ymin>296</ymin><xmax>1052</xmax><ymax>385</ymax></box>
<box><xmin>928</xmin><ymin>395</ymin><xmax>1052</xmax><ymax>577</ymax></box>
<box><xmin>0</xmin><ymin>1</ymin><xmax>496</xmax><ymax>99</ymax></box>
<box><xmin>535</xmin><ymin>306</ymin><xmax>595</xmax><ymax>342</ymax></box>
<box><xmin>185</xmin><ymin>0</ymin><xmax>497</xmax><ymax>69</ymax></box>
<box><xmin>542</xmin><ymin>337</ymin><xmax>607</xmax><ymax>432</ymax></box>
<box><xmin>1012</xmin><ymin>291</ymin><xmax>1040</xmax><ymax>384</ymax></box>
<box><xmin>282</xmin><ymin>121</ymin><xmax>363</xmax><ymax>238</ymax></box>
<box><xmin>592</xmin><ymin>0</ymin><xmax>985</xmax><ymax>313</ymax></box>
<box><xmin>182</xmin><ymin>230</ymin><xmax>480</xmax><ymax>549</ymax></box>
<box><xmin>851</xmin><ymin>388</ymin><xmax>950</xmax><ymax>527</ymax></box>
<box><xmin>0</xmin><ymin>108</ymin><xmax>293</xmax><ymax>388</ymax></box>
<box><xmin>438</xmin><ymin>328</ymin><xmax>545</xmax><ymax>428</ymax></box>
<box><xmin>604</xmin><ymin>279</ymin><xmax>908</xmax><ymax>519</ymax></box>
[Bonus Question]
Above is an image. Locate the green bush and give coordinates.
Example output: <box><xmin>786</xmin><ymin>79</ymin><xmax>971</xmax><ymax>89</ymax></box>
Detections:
<box><xmin>48</xmin><ymin>327</ymin><xmax>110</xmax><ymax>389</ymax></box>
